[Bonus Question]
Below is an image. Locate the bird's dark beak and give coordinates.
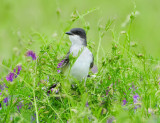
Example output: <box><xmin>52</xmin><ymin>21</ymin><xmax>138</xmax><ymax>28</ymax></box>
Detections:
<box><xmin>65</xmin><ymin>31</ymin><xmax>73</xmax><ymax>35</ymax></box>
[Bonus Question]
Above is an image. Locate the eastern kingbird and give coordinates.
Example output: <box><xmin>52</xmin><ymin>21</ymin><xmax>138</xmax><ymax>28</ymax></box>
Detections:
<box><xmin>61</xmin><ymin>28</ymin><xmax>94</xmax><ymax>85</ymax></box>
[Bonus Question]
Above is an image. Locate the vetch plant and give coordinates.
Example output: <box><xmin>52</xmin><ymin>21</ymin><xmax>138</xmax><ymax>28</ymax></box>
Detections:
<box><xmin>26</xmin><ymin>50</ymin><xmax>37</xmax><ymax>60</ymax></box>
<box><xmin>6</xmin><ymin>65</ymin><xmax>22</xmax><ymax>82</ymax></box>
<box><xmin>0</xmin><ymin>6</ymin><xmax>160</xmax><ymax>123</ymax></box>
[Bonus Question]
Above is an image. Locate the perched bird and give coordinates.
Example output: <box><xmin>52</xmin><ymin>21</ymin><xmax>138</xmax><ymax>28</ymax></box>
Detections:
<box><xmin>48</xmin><ymin>28</ymin><xmax>94</xmax><ymax>93</ymax></box>
<box><xmin>60</xmin><ymin>28</ymin><xmax>94</xmax><ymax>85</ymax></box>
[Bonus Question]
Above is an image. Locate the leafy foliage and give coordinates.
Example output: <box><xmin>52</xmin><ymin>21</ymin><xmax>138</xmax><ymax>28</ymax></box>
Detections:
<box><xmin>0</xmin><ymin>4</ymin><xmax>160</xmax><ymax>123</ymax></box>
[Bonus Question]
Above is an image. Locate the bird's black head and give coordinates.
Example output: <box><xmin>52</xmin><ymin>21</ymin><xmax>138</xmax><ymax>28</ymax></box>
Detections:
<box><xmin>65</xmin><ymin>28</ymin><xmax>87</xmax><ymax>46</ymax></box>
<box><xmin>65</xmin><ymin>28</ymin><xmax>86</xmax><ymax>39</ymax></box>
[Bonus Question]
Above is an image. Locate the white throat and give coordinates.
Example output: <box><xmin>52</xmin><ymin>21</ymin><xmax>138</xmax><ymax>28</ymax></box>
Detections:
<box><xmin>69</xmin><ymin>35</ymin><xmax>84</xmax><ymax>46</ymax></box>
<box><xmin>69</xmin><ymin>35</ymin><xmax>86</xmax><ymax>57</ymax></box>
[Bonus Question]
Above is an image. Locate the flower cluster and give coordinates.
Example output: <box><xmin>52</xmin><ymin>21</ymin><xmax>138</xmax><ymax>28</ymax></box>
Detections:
<box><xmin>26</xmin><ymin>50</ymin><xmax>37</xmax><ymax>60</ymax></box>
<box><xmin>122</xmin><ymin>99</ymin><xmax>127</xmax><ymax>105</ymax></box>
<box><xmin>1</xmin><ymin>65</ymin><xmax>22</xmax><ymax>110</ymax></box>
<box><xmin>3</xmin><ymin>97</ymin><xmax>8</xmax><ymax>106</ymax></box>
<box><xmin>133</xmin><ymin>94</ymin><xmax>140</xmax><ymax>109</ymax></box>
<box><xmin>85</xmin><ymin>101</ymin><xmax>89</xmax><ymax>107</ymax></box>
<box><xmin>1</xmin><ymin>50</ymin><xmax>37</xmax><ymax>112</ymax></box>
<box><xmin>57</xmin><ymin>59</ymin><xmax>64</xmax><ymax>73</ymax></box>
<box><xmin>0</xmin><ymin>86</ymin><xmax>9</xmax><ymax>109</ymax></box>
<box><xmin>17</xmin><ymin>101</ymin><xmax>23</xmax><ymax>112</ymax></box>
<box><xmin>6</xmin><ymin>65</ymin><xmax>22</xmax><ymax>82</ymax></box>
<box><xmin>6</xmin><ymin>73</ymin><xmax>14</xmax><ymax>82</ymax></box>
<box><xmin>133</xmin><ymin>94</ymin><xmax>139</xmax><ymax>104</ymax></box>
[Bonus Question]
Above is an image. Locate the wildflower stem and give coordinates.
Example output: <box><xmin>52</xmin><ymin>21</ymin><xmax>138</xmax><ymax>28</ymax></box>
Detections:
<box><xmin>33</xmin><ymin>78</ymin><xmax>39</xmax><ymax>123</ymax></box>
<box><xmin>97</xmin><ymin>31</ymin><xmax>102</xmax><ymax>68</ymax></box>
<box><xmin>33</xmin><ymin>60</ymin><xmax>39</xmax><ymax>123</ymax></box>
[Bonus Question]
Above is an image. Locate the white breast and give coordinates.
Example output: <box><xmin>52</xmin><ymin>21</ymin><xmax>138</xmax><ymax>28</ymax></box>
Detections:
<box><xmin>70</xmin><ymin>46</ymin><xmax>93</xmax><ymax>80</ymax></box>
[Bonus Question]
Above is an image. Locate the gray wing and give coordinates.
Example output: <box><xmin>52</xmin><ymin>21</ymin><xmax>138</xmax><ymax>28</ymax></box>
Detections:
<box><xmin>90</xmin><ymin>54</ymin><xmax>94</xmax><ymax>68</ymax></box>
<box><xmin>61</xmin><ymin>51</ymin><xmax>70</xmax><ymax>72</ymax></box>
<box><xmin>87</xmin><ymin>54</ymin><xmax>94</xmax><ymax>77</ymax></box>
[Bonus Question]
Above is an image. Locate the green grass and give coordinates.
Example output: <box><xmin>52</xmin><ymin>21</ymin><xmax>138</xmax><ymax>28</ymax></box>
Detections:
<box><xmin>1</xmin><ymin>1</ymin><xmax>160</xmax><ymax>123</ymax></box>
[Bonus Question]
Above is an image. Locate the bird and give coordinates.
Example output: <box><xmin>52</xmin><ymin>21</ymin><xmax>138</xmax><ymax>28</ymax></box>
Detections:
<box><xmin>60</xmin><ymin>28</ymin><xmax>94</xmax><ymax>85</ymax></box>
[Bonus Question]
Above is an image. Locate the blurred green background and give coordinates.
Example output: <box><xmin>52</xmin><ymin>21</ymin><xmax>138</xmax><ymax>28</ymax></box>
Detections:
<box><xmin>0</xmin><ymin>0</ymin><xmax>160</xmax><ymax>60</ymax></box>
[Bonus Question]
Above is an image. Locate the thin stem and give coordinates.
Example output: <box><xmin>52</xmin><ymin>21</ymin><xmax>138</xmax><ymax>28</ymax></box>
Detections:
<box><xmin>33</xmin><ymin>60</ymin><xmax>39</xmax><ymax>123</ymax></box>
<box><xmin>33</xmin><ymin>86</ymin><xmax>39</xmax><ymax>123</ymax></box>
<box><xmin>97</xmin><ymin>31</ymin><xmax>102</xmax><ymax>67</ymax></box>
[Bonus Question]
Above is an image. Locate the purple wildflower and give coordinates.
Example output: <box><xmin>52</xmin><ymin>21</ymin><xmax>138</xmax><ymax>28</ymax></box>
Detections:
<box><xmin>17</xmin><ymin>66</ymin><xmax>22</xmax><ymax>75</ymax></box>
<box><xmin>3</xmin><ymin>97</ymin><xmax>8</xmax><ymax>103</ymax></box>
<box><xmin>57</xmin><ymin>70</ymin><xmax>61</xmax><ymax>73</ymax></box>
<box><xmin>51</xmin><ymin>88</ymin><xmax>54</xmax><ymax>92</ymax></box>
<box><xmin>133</xmin><ymin>94</ymin><xmax>140</xmax><ymax>109</ymax></box>
<box><xmin>15</xmin><ymin>65</ymin><xmax>22</xmax><ymax>78</ymax></box>
<box><xmin>107</xmin><ymin>117</ymin><xmax>114</xmax><ymax>123</ymax></box>
<box><xmin>134</xmin><ymin>105</ymin><xmax>140</xmax><ymax>109</ymax></box>
<box><xmin>0</xmin><ymin>84</ymin><xmax>7</xmax><ymax>91</ymax></box>
<box><xmin>57</xmin><ymin>59</ymin><xmax>64</xmax><ymax>68</ymax></box>
<box><xmin>10</xmin><ymin>117</ymin><xmax>13</xmax><ymax>121</ymax></box>
<box><xmin>122</xmin><ymin>99</ymin><xmax>127</xmax><ymax>105</ymax></box>
<box><xmin>6</xmin><ymin>73</ymin><xmax>14</xmax><ymax>82</ymax></box>
<box><xmin>17</xmin><ymin>102</ymin><xmax>23</xmax><ymax>112</ymax></box>
<box><xmin>133</xmin><ymin>94</ymin><xmax>139</xmax><ymax>104</ymax></box>
<box><xmin>49</xmin><ymin>88</ymin><xmax>59</xmax><ymax>94</ymax></box>
<box><xmin>26</xmin><ymin>50</ymin><xmax>37</xmax><ymax>60</ymax></box>
<box><xmin>148</xmin><ymin>108</ymin><xmax>154</xmax><ymax>115</ymax></box>
<box><xmin>3</xmin><ymin>97</ymin><xmax>8</xmax><ymax>106</ymax></box>
<box><xmin>86</xmin><ymin>101</ymin><xmax>89</xmax><ymax>107</ymax></box>
<box><xmin>57</xmin><ymin>59</ymin><xmax>64</xmax><ymax>73</ymax></box>
<box><xmin>91</xmin><ymin>65</ymin><xmax>98</xmax><ymax>74</ymax></box>
<box><xmin>55</xmin><ymin>89</ymin><xmax>59</xmax><ymax>93</ymax></box>
<box><xmin>31</xmin><ymin>113</ymin><xmax>36</xmax><ymax>122</ymax></box>
<box><xmin>6</xmin><ymin>65</ymin><xmax>22</xmax><ymax>82</ymax></box>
